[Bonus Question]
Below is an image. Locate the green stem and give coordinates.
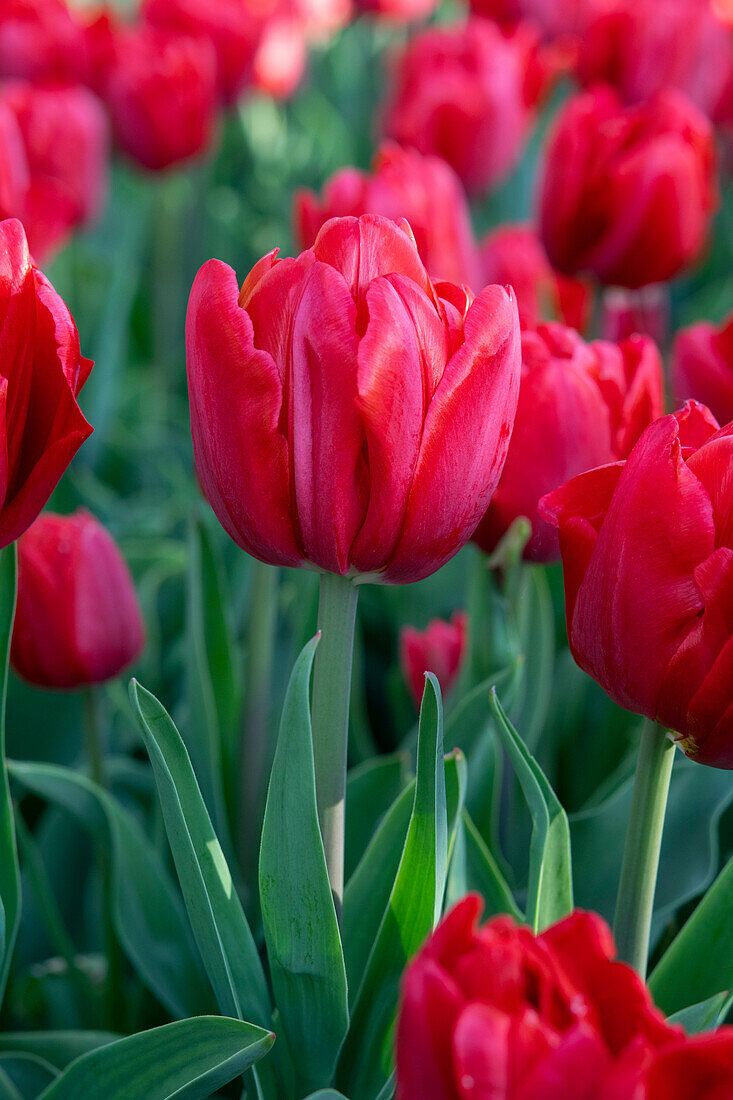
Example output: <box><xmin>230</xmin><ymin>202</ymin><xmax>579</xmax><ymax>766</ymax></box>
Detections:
<box><xmin>311</xmin><ymin>572</ymin><xmax>359</xmax><ymax>914</ymax></box>
<box><xmin>613</xmin><ymin>722</ymin><xmax>676</xmax><ymax>975</ymax></box>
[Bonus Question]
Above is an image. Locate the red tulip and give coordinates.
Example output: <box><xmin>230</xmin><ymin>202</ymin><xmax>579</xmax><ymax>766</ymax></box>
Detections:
<box><xmin>474</xmin><ymin>325</ymin><xmax>663</xmax><ymax>562</ymax></box>
<box><xmin>0</xmin><ymin>219</ymin><xmax>92</xmax><ymax>549</ymax></box>
<box><xmin>12</xmin><ymin>511</ymin><xmax>145</xmax><ymax>690</ymax></box>
<box><xmin>646</xmin><ymin>1033</ymin><xmax>733</xmax><ymax>1100</ymax></box>
<box><xmin>466</xmin><ymin>0</ymin><xmax>592</xmax><ymax>37</ymax></box>
<box><xmin>395</xmin><ymin>895</ymin><xmax>677</xmax><ymax>1100</ymax></box>
<box><xmin>540</xmin><ymin>401</ymin><xmax>733</xmax><ymax>768</ymax></box>
<box><xmin>353</xmin><ymin>0</ymin><xmax>438</xmax><ymax>22</ymax></box>
<box><xmin>539</xmin><ymin>88</ymin><xmax>717</xmax><ymax>290</ymax></box>
<box><xmin>0</xmin><ymin>102</ymin><xmax>29</xmax><ymax>227</ymax></box>
<box><xmin>0</xmin><ymin>0</ymin><xmax>84</xmax><ymax>83</ymax></box>
<box><xmin>252</xmin><ymin>13</ymin><xmax>307</xmax><ymax>99</ymax></box>
<box><xmin>400</xmin><ymin>612</ymin><xmax>466</xmax><ymax>707</ymax></box>
<box><xmin>0</xmin><ymin>81</ymin><xmax>109</xmax><ymax>264</ymax></box>
<box><xmin>480</xmin><ymin>224</ymin><xmax>591</xmax><ymax>333</ymax></box>
<box><xmin>186</xmin><ymin>214</ymin><xmax>521</xmax><ymax>583</ymax></box>
<box><xmin>673</xmin><ymin>311</ymin><xmax>733</xmax><ymax>428</ymax></box>
<box><xmin>577</xmin><ymin>0</ymin><xmax>730</xmax><ymax>117</ymax></box>
<box><xmin>100</xmin><ymin>23</ymin><xmax>217</xmax><ymax>172</ymax></box>
<box><xmin>383</xmin><ymin>19</ymin><xmax>548</xmax><ymax>196</ymax></box>
<box><xmin>294</xmin><ymin>143</ymin><xmax>481</xmax><ymax>289</ymax></box>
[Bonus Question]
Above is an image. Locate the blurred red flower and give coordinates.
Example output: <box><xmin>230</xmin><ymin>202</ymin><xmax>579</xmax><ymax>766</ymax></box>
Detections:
<box><xmin>673</xmin><ymin>311</ymin><xmax>733</xmax><ymax>427</ymax></box>
<box><xmin>400</xmin><ymin>613</ymin><xmax>466</xmax><ymax>707</ymax></box>
<box><xmin>0</xmin><ymin>0</ymin><xmax>84</xmax><ymax>83</ymax></box>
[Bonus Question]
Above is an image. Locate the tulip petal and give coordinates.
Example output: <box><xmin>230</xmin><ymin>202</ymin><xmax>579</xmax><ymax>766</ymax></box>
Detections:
<box><xmin>452</xmin><ymin>1002</ymin><xmax>555</xmax><ymax>1100</ymax></box>
<box><xmin>395</xmin><ymin>956</ymin><xmax>465</xmax><ymax>1100</ymax></box>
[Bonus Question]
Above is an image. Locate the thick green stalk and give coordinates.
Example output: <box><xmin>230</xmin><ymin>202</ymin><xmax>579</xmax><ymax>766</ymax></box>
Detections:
<box><xmin>310</xmin><ymin>572</ymin><xmax>359</xmax><ymax>914</ymax></box>
<box><xmin>613</xmin><ymin>723</ymin><xmax>676</xmax><ymax>975</ymax></box>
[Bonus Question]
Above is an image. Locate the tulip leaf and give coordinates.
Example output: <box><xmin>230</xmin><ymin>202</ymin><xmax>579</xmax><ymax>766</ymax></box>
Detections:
<box><xmin>511</xmin><ymin>565</ymin><xmax>555</xmax><ymax>751</ymax></box>
<box><xmin>667</xmin><ymin>992</ymin><xmax>731</xmax><ymax>1034</ymax></box>
<box><xmin>129</xmin><ymin>680</ymin><xmax>271</xmax><ymax>1028</ymax></box>
<box><xmin>446</xmin><ymin>810</ymin><xmax>522</xmax><ymax>921</ymax></box>
<box><xmin>0</xmin><ymin>1034</ymin><xmax>117</xmax><ymax>1069</ymax></box>
<box><xmin>337</xmin><ymin>674</ymin><xmax>453</xmax><ymax>1100</ymax></box>
<box><xmin>9</xmin><ymin>760</ymin><xmax>210</xmax><ymax>1019</ymax></box>
<box><xmin>489</xmin><ymin>690</ymin><xmax>572</xmax><ymax>931</ymax></box>
<box><xmin>650</xmin><ymin>855</ymin><xmax>733</xmax><ymax>1016</ymax></box>
<box><xmin>35</xmin><ymin>1016</ymin><xmax>274</xmax><ymax>1100</ymax></box>
<box><xmin>304</xmin><ymin>1093</ymin><xmax>348</xmax><ymax>1099</ymax></box>
<box><xmin>0</xmin><ymin>544</ymin><xmax>19</xmax><ymax>1006</ymax></box>
<box><xmin>0</xmin><ymin>1053</ymin><xmax>57</xmax><ymax>1097</ymax></box>
<box><xmin>259</xmin><ymin>636</ymin><xmax>349</xmax><ymax>1091</ymax></box>
<box><xmin>345</xmin><ymin>754</ymin><xmax>411</xmax><ymax>882</ymax></box>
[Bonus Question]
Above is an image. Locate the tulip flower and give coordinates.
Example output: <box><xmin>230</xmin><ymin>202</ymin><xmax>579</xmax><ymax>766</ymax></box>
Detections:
<box><xmin>466</xmin><ymin>0</ymin><xmax>591</xmax><ymax>37</ymax></box>
<box><xmin>539</xmin><ymin>88</ymin><xmax>717</xmax><ymax>290</ymax></box>
<box><xmin>12</xmin><ymin>511</ymin><xmax>145</xmax><ymax>690</ymax></box>
<box><xmin>352</xmin><ymin>0</ymin><xmax>438</xmax><ymax>21</ymax></box>
<box><xmin>673</xmin><ymin>311</ymin><xmax>733</xmax><ymax>428</ymax></box>
<box><xmin>480</xmin><ymin>223</ymin><xmax>591</xmax><ymax>332</ymax></box>
<box><xmin>0</xmin><ymin>81</ymin><xmax>109</xmax><ymax>263</ymax></box>
<box><xmin>383</xmin><ymin>19</ymin><xmax>549</xmax><ymax>196</ymax></box>
<box><xmin>252</xmin><ymin>14</ymin><xmax>307</xmax><ymax>99</ymax></box>
<box><xmin>0</xmin><ymin>0</ymin><xmax>84</xmax><ymax>83</ymax></box>
<box><xmin>187</xmin><ymin>213</ymin><xmax>521</xmax><ymax>902</ymax></box>
<box><xmin>475</xmin><ymin>325</ymin><xmax>664</xmax><ymax>562</ymax></box>
<box><xmin>0</xmin><ymin>219</ymin><xmax>92</xmax><ymax>550</ymax></box>
<box><xmin>294</xmin><ymin>143</ymin><xmax>481</xmax><ymax>289</ymax></box>
<box><xmin>400</xmin><ymin>613</ymin><xmax>466</xmax><ymax>708</ymax></box>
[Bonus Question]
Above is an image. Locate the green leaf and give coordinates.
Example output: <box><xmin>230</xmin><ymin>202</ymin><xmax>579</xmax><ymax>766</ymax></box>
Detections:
<box><xmin>446</xmin><ymin>811</ymin><xmax>522</xmax><ymax>921</ymax></box>
<box><xmin>9</xmin><ymin>761</ymin><xmax>210</xmax><ymax>1019</ymax></box>
<box><xmin>36</xmin><ymin>1016</ymin><xmax>274</xmax><ymax>1100</ymax></box>
<box><xmin>0</xmin><ymin>544</ymin><xmax>19</xmax><ymax>1005</ymax></box>
<box><xmin>304</xmin><ymin>1093</ymin><xmax>348</xmax><ymax>1099</ymax></box>
<box><xmin>489</xmin><ymin>690</ymin><xmax>572</xmax><ymax>931</ymax></box>
<box><xmin>0</xmin><ymin>1054</ymin><xmax>57</xmax><ymax>1097</ymax></box>
<box><xmin>650</xmin><ymin>855</ymin><xmax>733</xmax><ymax>1016</ymax></box>
<box><xmin>259</xmin><ymin>636</ymin><xmax>348</xmax><ymax>1091</ymax></box>
<box><xmin>668</xmin><ymin>992</ymin><xmax>731</xmax><ymax>1034</ymax></box>
<box><xmin>345</xmin><ymin>754</ymin><xmax>410</xmax><ymax>882</ymax></box>
<box><xmin>511</xmin><ymin>566</ymin><xmax>555</xmax><ymax>752</ymax></box>
<box><xmin>337</xmin><ymin>674</ymin><xmax>449</xmax><ymax>1100</ymax></box>
<box><xmin>129</xmin><ymin>681</ymin><xmax>270</xmax><ymax>1028</ymax></box>
<box><xmin>0</xmin><ymin>1034</ymin><xmax>116</xmax><ymax>1069</ymax></box>
<box><xmin>0</xmin><ymin>1068</ymin><xmax>21</xmax><ymax>1100</ymax></box>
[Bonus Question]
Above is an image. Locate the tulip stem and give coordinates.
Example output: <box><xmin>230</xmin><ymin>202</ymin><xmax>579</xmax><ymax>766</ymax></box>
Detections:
<box><xmin>613</xmin><ymin>722</ymin><xmax>676</xmax><ymax>976</ymax></box>
<box><xmin>311</xmin><ymin>572</ymin><xmax>359</xmax><ymax>916</ymax></box>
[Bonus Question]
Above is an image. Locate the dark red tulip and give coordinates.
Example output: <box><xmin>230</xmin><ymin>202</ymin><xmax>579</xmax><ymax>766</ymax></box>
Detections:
<box><xmin>0</xmin><ymin>81</ymin><xmax>109</xmax><ymax>263</ymax></box>
<box><xmin>0</xmin><ymin>0</ymin><xmax>84</xmax><ymax>83</ymax></box>
<box><xmin>0</xmin><ymin>219</ymin><xmax>92</xmax><ymax>550</ymax></box>
<box><xmin>294</xmin><ymin>143</ymin><xmax>481</xmax><ymax>289</ymax></box>
<box><xmin>646</xmin><ymin>1033</ymin><xmax>733</xmax><ymax>1100</ymax></box>
<box><xmin>474</xmin><ymin>325</ymin><xmax>663</xmax><ymax>562</ymax></box>
<box><xmin>12</xmin><ymin>511</ymin><xmax>145</xmax><ymax>690</ymax></box>
<box><xmin>673</xmin><ymin>311</ymin><xmax>733</xmax><ymax>428</ymax></box>
<box><xmin>400</xmin><ymin>612</ymin><xmax>466</xmax><ymax>707</ymax></box>
<box><xmin>383</xmin><ymin>19</ymin><xmax>549</xmax><ymax>196</ymax></box>
<box><xmin>466</xmin><ymin>0</ymin><xmax>592</xmax><ymax>37</ymax></box>
<box><xmin>187</xmin><ymin>214</ymin><xmax>521</xmax><ymax>583</ymax></box>
<box><xmin>541</xmin><ymin>401</ymin><xmax>733</xmax><ymax>769</ymax></box>
<box><xmin>480</xmin><ymin>223</ymin><xmax>591</xmax><ymax>333</ymax></box>
<box><xmin>540</xmin><ymin>88</ymin><xmax>717</xmax><ymax>290</ymax></box>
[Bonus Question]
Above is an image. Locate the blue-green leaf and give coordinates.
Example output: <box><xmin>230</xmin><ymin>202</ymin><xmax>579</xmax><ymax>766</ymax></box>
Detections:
<box><xmin>668</xmin><ymin>993</ymin><xmax>731</xmax><ymax>1034</ymax></box>
<box><xmin>446</xmin><ymin>811</ymin><xmax>521</xmax><ymax>921</ymax></box>
<box><xmin>0</xmin><ymin>1034</ymin><xmax>116</xmax><ymax>1068</ymax></box>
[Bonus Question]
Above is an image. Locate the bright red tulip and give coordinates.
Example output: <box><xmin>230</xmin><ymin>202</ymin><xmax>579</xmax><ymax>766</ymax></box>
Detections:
<box><xmin>294</xmin><ymin>144</ymin><xmax>481</xmax><ymax>289</ymax></box>
<box><xmin>353</xmin><ymin>0</ymin><xmax>438</xmax><ymax>22</ymax></box>
<box><xmin>0</xmin><ymin>102</ymin><xmax>29</xmax><ymax>227</ymax></box>
<box><xmin>480</xmin><ymin>224</ymin><xmax>591</xmax><ymax>333</ymax></box>
<box><xmin>577</xmin><ymin>0</ymin><xmax>730</xmax><ymax>117</ymax></box>
<box><xmin>395</xmin><ymin>895</ymin><xmax>677</xmax><ymax>1100</ymax></box>
<box><xmin>541</xmin><ymin>401</ymin><xmax>733</xmax><ymax>769</ymax></box>
<box><xmin>539</xmin><ymin>88</ymin><xmax>717</xmax><ymax>290</ymax></box>
<box><xmin>383</xmin><ymin>19</ymin><xmax>549</xmax><ymax>196</ymax></box>
<box><xmin>0</xmin><ymin>219</ymin><xmax>92</xmax><ymax>549</ymax></box>
<box><xmin>474</xmin><ymin>325</ymin><xmax>663</xmax><ymax>562</ymax></box>
<box><xmin>466</xmin><ymin>0</ymin><xmax>592</xmax><ymax>37</ymax></box>
<box><xmin>0</xmin><ymin>81</ymin><xmax>109</xmax><ymax>264</ymax></box>
<box><xmin>0</xmin><ymin>0</ymin><xmax>83</xmax><ymax>83</ymax></box>
<box><xmin>646</xmin><ymin>1033</ymin><xmax>733</xmax><ymax>1100</ymax></box>
<box><xmin>187</xmin><ymin>214</ymin><xmax>521</xmax><ymax>583</ymax></box>
<box><xmin>673</xmin><ymin>311</ymin><xmax>733</xmax><ymax>428</ymax></box>
<box><xmin>400</xmin><ymin>612</ymin><xmax>466</xmax><ymax>707</ymax></box>
<box><xmin>12</xmin><ymin>511</ymin><xmax>145</xmax><ymax>690</ymax></box>
<box><xmin>252</xmin><ymin>13</ymin><xmax>307</xmax><ymax>99</ymax></box>
<box><xmin>100</xmin><ymin>23</ymin><xmax>217</xmax><ymax>171</ymax></box>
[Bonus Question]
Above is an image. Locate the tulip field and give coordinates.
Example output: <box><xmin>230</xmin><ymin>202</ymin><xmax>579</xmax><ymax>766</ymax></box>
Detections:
<box><xmin>5</xmin><ymin>0</ymin><xmax>733</xmax><ymax>1097</ymax></box>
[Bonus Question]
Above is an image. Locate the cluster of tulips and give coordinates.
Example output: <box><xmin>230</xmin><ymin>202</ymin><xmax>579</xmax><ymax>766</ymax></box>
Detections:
<box><xmin>4</xmin><ymin>0</ymin><xmax>733</xmax><ymax>1098</ymax></box>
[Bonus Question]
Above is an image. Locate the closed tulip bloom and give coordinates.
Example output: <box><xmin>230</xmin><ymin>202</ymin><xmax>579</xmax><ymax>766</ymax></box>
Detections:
<box><xmin>540</xmin><ymin>88</ymin><xmax>717</xmax><ymax>290</ymax></box>
<box><xmin>0</xmin><ymin>102</ymin><xmax>30</xmax><ymax>225</ymax></box>
<box><xmin>12</xmin><ymin>511</ymin><xmax>145</xmax><ymax>690</ymax></box>
<box><xmin>474</xmin><ymin>325</ymin><xmax>663</xmax><ymax>561</ymax></box>
<box><xmin>480</xmin><ymin>223</ymin><xmax>591</xmax><ymax>332</ymax></box>
<box><xmin>0</xmin><ymin>219</ymin><xmax>92</xmax><ymax>549</ymax></box>
<box><xmin>383</xmin><ymin>19</ymin><xmax>546</xmax><ymax>196</ymax></box>
<box><xmin>101</xmin><ymin>24</ymin><xmax>217</xmax><ymax>172</ymax></box>
<box><xmin>294</xmin><ymin>144</ymin><xmax>481</xmax><ymax>289</ymax></box>
<box><xmin>541</xmin><ymin>401</ymin><xmax>733</xmax><ymax>769</ymax></box>
<box><xmin>400</xmin><ymin>612</ymin><xmax>466</xmax><ymax>707</ymax></box>
<box><xmin>0</xmin><ymin>0</ymin><xmax>83</xmax><ymax>83</ymax></box>
<box><xmin>187</xmin><ymin>214</ymin><xmax>521</xmax><ymax>584</ymax></box>
<box><xmin>673</xmin><ymin>312</ymin><xmax>733</xmax><ymax>428</ymax></box>
<box><xmin>0</xmin><ymin>81</ymin><xmax>109</xmax><ymax>264</ymax></box>
<box><xmin>395</xmin><ymin>895</ymin><xmax>679</xmax><ymax>1100</ymax></box>
<box><xmin>252</xmin><ymin>14</ymin><xmax>307</xmax><ymax>99</ymax></box>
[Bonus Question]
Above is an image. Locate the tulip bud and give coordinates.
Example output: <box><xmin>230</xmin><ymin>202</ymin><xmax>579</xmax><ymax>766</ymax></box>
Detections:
<box><xmin>541</xmin><ymin>401</ymin><xmax>733</xmax><ymax>768</ymax></box>
<box><xmin>400</xmin><ymin>613</ymin><xmax>466</xmax><ymax>708</ymax></box>
<box><xmin>12</xmin><ymin>511</ymin><xmax>145</xmax><ymax>690</ymax></box>
<box><xmin>673</xmin><ymin>312</ymin><xmax>733</xmax><ymax>428</ymax></box>
<box><xmin>0</xmin><ymin>0</ymin><xmax>84</xmax><ymax>84</ymax></box>
<box><xmin>294</xmin><ymin>143</ymin><xmax>481</xmax><ymax>289</ymax></box>
<box><xmin>186</xmin><ymin>214</ymin><xmax>521</xmax><ymax>584</ymax></box>
<box><xmin>475</xmin><ymin>324</ymin><xmax>664</xmax><ymax>562</ymax></box>
<box><xmin>540</xmin><ymin>88</ymin><xmax>717</xmax><ymax>290</ymax></box>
